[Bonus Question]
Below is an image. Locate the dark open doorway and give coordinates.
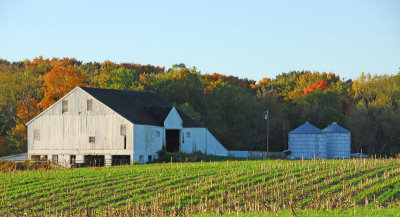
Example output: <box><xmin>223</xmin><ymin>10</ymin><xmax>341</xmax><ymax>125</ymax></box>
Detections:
<box><xmin>84</xmin><ymin>155</ymin><xmax>105</xmax><ymax>167</ymax></box>
<box><xmin>166</xmin><ymin>129</ymin><xmax>180</xmax><ymax>152</ymax></box>
<box><xmin>112</xmin><ymin>155</ymin><xmax>131</xmax><ymax>166</ymax></box>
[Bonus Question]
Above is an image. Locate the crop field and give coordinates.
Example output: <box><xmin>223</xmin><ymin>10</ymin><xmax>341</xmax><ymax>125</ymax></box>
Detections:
<box><xmin>1</xmin><ymin>158</ymin><xmax>400</xmax><ymax>216</ymax></box>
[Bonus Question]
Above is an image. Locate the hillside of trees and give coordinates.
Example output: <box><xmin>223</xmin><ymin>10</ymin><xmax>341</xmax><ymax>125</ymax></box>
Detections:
<box><xmin>0</xmin><ymin>57</ymin><xmax>399</xmax><ymax>157</ymax></box>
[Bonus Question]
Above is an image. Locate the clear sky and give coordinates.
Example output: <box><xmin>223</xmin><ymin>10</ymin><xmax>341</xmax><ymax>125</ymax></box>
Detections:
<box><xmin>0</xmin><ymin>0</ymin><xmax>399</xmax><ymax>81</ymax></box>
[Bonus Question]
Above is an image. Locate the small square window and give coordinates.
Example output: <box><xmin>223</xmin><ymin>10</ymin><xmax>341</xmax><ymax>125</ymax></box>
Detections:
<box><xmin>89</xmin><ymin>136</ymin><xmax>95</xmax><ymax>144</ymax></box>
<box><xmin>120</xmin><ymin>125</ymin><xmax>126</xmax><ymax>136</ymax></box>
<box><xmin>87</xmin><ymin>99</ymin><xmax>93</xmax><ymax>111</ymax></box>
<box><xmin>62</xmin><ymin>100</ymin><xmax>68</xmax><ymax>113</ymax></box>
<box><xmin>186</xmin><ymin>132</ymin><xmax>190</xmax><ymax>138</ymax></box>
<box><xmin>34</xmin><ymin>129</ymin><xmax>40</xmax><ymax>141</ymax></box>
<box><xmin>155</xmin><ymin>131</ymin><xmax>160</xmax><ymax>137</ymax></box>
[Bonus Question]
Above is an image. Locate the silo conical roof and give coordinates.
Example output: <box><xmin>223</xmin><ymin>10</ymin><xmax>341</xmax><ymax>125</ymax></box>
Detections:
<box><xmin>289</xmin><ymin>122</ymin><xmax>323</xmax><ymax>134</ymax></box>
<box><xmin>322</xmin><ymin>122</ymin><xmax>350</xmax><ymax>133</ymax></box>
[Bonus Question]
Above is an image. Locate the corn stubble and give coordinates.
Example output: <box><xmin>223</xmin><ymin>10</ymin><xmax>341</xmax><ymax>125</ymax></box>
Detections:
<box><xmin>0</xmin><ymin>158</ymin><xmax>399</xmax><ymax>216</ymax></box>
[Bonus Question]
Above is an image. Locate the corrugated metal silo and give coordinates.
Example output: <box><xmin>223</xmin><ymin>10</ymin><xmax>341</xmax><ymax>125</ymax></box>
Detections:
<box><xmin>288</xmin><ymin>122</ymin><xmax>327</xmax><ymax>159</ymax></box>
<box><xmin>322</xmin><ymin>122</ymin><xmax>351</xmax><ymax>159</ymax></box>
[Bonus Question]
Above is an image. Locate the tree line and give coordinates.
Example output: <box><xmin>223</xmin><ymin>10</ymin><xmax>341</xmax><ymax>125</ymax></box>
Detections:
<box><xmin>0</xmin><ymin>57</ymin><xmax>399</xmax><ymax>157</ymax></box>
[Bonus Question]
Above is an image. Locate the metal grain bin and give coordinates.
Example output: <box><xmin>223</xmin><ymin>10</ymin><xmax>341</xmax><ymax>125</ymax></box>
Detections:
<box><xmin>288</xmin><ymin>122</ymin><xmax>327</xmax><ymax>159</ymax></box>
<box><xmin>322</xmin><ymin>122</ymin><xmax>351</xmax><ymax>159</ymax></box>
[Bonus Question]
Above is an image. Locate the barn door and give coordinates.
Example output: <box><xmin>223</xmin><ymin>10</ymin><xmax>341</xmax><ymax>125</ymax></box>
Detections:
<box><xmin>166</xmin><ymin>130</ymin><xmax>180</xmax><ymax>152</ymax></box>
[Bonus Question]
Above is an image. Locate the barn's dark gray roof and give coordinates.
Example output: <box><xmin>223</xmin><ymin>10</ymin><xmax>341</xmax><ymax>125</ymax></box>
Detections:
<box><xmin>80</xmin><ymin>87</ymin><xmax>203</xmax><ymax>127</ymax></box>
<box><xmin>289</xmin><ymin>122</ymin><xmax>323</xmax><ymax>134</ymax></box>
<box><xmin>322</xmin><ymin>122</ymin><xmax>350</xmax><ymax>133</ymax></box>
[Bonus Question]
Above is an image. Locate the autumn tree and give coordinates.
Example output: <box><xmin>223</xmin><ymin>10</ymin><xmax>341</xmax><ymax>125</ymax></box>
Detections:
<box><xmin>205</xmin><ymin>73</ymin><xmax>254</xmax><ymax>91</ymax></box>
<box><xmin>0</xmin><ymin>71</ymin><xmax>42</xmax><ymax>152</ymax></box>
<box><xmin>50</xmin><ymin>57</ymin><xmax>82</xmax><ymax>68</ymax></box>
<box><xmin>38</xmin><ymin>67</ymin><xmax>85</xmax><ymax>109</ymax></box>
<box><xmin>149</xmin><ymin>66</ymin><xmax>206</xmax><ymax>108</ymax></box>
<box><xmin>202</xmin><ymin>79</ymin><xmax>258</xmax><ymax>149</ymax></box>
<box><xmin>1</xmin><ymin>57</ymin><xmax>400</xmax><ymax>157</ymax></box>
<box><xmin>251</xmin><ymin>77</ymin><xmax>271</xmax><ymax>89</ymax></box>
<box><xmin>346</xmin><ymin>72</ymin><xmax>400</xmax><ymax>156</ymax></box>
<box><xmin>95</xmin><ymin>67</ymin><xmax>140</xmax><ymax>90</ymax></box>
<box><xmin>303</xmin><ymin>79</ymin><xmax>330</xmax><ymax>95</ymax></box>
<box><xmin>79</xmin><ymin>62</ymin><xmax>101</xmax><ymax>86</ymax></box>
<box><xmin>120</xmin><ymin>63</ymin><xmax>165</xmax><ymax>75</ymax></box>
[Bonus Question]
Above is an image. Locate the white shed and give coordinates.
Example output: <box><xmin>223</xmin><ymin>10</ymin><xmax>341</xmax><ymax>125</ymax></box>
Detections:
<box><xmin>322</xmin><ymin>122</ymin><xmax>351</xmax><ymax>159</ymax></box>
<box><xmin>26</xmin><ymin>87</ymin><xmax>228</xmax><ymax>166</ymax></box>
<box><xmin>288</xmin><ymin>122</ymin><xmax>327</xmax><ymax>159</ymax></box>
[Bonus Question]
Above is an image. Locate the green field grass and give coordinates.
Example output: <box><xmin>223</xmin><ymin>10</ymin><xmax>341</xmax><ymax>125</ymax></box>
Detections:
<box><xmin>1</xmin><ymin>158</ymin><xmax>399</xmax><ymax>216</ymax></box>
<box><xmin>197</xmin><ymin>208</ymin><xmax>400</xmax><ymax>216</ymax></box>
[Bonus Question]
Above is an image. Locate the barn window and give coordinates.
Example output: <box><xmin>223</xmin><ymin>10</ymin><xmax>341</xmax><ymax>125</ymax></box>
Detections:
<box><xmin>87</xmin><ymin>99</ymin><xmax>93</xmax><ymax>111</ymax></box>
<box><xmin>186</xmin><ymin>132</ymin><xmax>190</xmax><ymax>138</ymax></box>
<box><xmin>52</xmin><ymin>155</ymin><xmax>58</xmax><ymax>164</ymax></box>
<box><xmin>120</xmin><ymin>125</ymin><xmax>126</xmax><ymax>136</ymax></box>
<box><xmin>62</xmin><ymin>100</ymin><xmax>68</xmax><ymax>113</ymax></box>
<box><xmin>155</xmin><ymin>131</ymin><xmax>160</xmax><ymax>137</ymax></box>
<box><xmin>89</xmin><ymin>136</ymin><xmax>95</xmax><ymax>144</ymax></box>
<box><xmin>70</xmin><ymin>155</ymin><xmax>76</xmax><ymax>165</ymax></box>
<box><xmin>34</xmin><ymin>129</ymin><xmax>40</xmax><ymax>141</ymax></box>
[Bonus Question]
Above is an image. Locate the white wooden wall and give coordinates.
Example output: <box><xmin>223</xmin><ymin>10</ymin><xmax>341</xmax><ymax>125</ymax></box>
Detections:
<box><xmin>164</xmin><ymin>108</ymin><xmax>228</xmax><ymax>157</ymax></box>
<box><xmin>181</xmin><ymin>128</ymin><xmax>228</xmax><ymax>156</ymax></box>
<box><xmin>164</xmin><ymin>107</ymin><xmax>183</xmax><ymax>129</ymax></box>
<box><xmin>27</xmin><ymin>88</ymin><xmax>134</xmax><ymax>163</ymax></box>
<box><xmin>133</xmin><ymin>125</ymin><xmax>163</xmax><ymax>163</ymax></box>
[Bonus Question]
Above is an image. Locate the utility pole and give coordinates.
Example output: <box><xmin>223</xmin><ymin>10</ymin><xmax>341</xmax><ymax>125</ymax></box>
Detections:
<box><xmin>265</xmin><ymin>110</ymin><xmax>269</xmax><ymax>159</ymax></box>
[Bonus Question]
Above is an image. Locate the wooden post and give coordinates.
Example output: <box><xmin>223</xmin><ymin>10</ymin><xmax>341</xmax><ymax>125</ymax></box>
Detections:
<box><xmin>267</xmin><ymin>110</ymin><xmax>269</xmax><ymax>159</ymax></box>
<box><xmin>265</xmin><ymin>110</ymin><xmax>269</xmax><ymax>159</ymax></box>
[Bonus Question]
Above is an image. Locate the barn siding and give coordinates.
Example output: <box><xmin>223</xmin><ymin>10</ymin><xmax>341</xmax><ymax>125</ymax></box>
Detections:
<box><xmin>164</xmin><ymin>107</ymin><xmax>182</xmax><ymax>129</ymax></box>
<box><xmin>28</xmin><ymin>88</ymin><xmax>134</xmax><ymax>164</ymax></box>
<box><xmin>181</xmin><ymin>128</ymin><xmax>228</xmax><ymax>156</ymax></box>
<box><xmin>133</xmin><ymin>125</ymin><xmax>163</xmax><ymax>163</ymax></box>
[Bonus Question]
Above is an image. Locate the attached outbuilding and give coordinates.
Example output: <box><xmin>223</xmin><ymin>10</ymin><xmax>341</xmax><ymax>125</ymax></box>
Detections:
<box><xmin>288</xmin><ymin>122</ymin><xmax>327</xmax><ymax>159</ymax></box>
<box><xmin>26</xmin><ymin>87</ymin><xmax>228</xmax><ymax>166</ymax></box>
<box><xmin>322</xmin><ymin>122</ymin><xmax>351</xmax><ymax>159</ymax></box>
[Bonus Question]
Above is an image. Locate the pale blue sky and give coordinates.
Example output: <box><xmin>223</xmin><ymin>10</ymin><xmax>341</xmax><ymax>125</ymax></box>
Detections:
<box><xmin>0</xmin><ymin>0</ymin><xmax>399</xmax><ymax>81</ymax></box>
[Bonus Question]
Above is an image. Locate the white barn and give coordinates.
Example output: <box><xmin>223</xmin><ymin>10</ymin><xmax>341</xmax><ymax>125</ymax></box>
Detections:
<box><xmin>288</xmin><ymin>122</ymin><xmax>327</xmax><ymax>159</ymax></box>
<box><xmin>322</xmin><ymin>122</ymin><xmax>351</xmax><ymax>159</ymax></box>
<box><xmin>26</xmin><ymin>86</ymin><xmax>228</xmax><ymax>166</ymax></box>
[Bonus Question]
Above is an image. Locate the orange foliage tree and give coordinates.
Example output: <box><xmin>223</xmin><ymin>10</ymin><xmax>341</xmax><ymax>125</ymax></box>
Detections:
<box><xmin>204</xmin><ymin>80</ymin><xmax>222</xmax><ymax>97</ymax></box>
<box><xmin>303</xmin><ymin>79</ymin><xmax>330</xmax><ymax>95</ymax></box>
<box><xmin>205</xmin><ymin>73</ymin><xmax>251</xmax><ymax>90</ymax></box>
<box><xmin>17</xmin><ymin>98</ymin><xmax>41</xmax><ymax>124</ymax></box>
<box><xmin>38</xmin><ymin>67</ymin><xmax>85</xmax><ymax>109</ymax></box>
<box><xmin>50</xmin><ymin>57</ymin><xmax>82</xmax><ymax>68</ymax></box>
<box><xmin>251</xmin><ymin>77</ymin><xmax>271</xmax><ymax>89</ymax></box>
